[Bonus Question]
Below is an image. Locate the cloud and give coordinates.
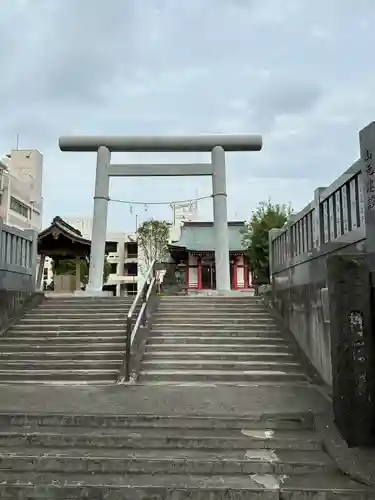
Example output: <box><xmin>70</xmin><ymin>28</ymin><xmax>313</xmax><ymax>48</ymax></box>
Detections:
<box><xmin>0</xmin><ymin>0</ymin><xmax>375</xmax><ymax>230</ymax></box>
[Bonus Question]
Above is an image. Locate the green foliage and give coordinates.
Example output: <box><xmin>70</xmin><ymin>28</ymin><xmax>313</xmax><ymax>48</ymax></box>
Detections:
<box><xmin>53</xmin><ymin>257</ymin><xmax>111</xmax><ymax>286</ymax></box>
<box><xmin>136</xmin><ymin>219</ymin><xmax>170</xmax><ymax>272</ymax></box>
<box><xmin>242</xmin><ymin>199</ymin><xmax>292</xmax><ymax>282</ymax></box>
<box><xmin>102</xmin><ymin>259</ymin><xmax>111</xmax><ymax>284</ymax></box>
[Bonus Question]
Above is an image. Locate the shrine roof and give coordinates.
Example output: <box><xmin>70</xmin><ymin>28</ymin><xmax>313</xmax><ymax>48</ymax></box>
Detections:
<box><xmin>38</xmin><ymin>216</ymin><xmax>91</xmax><ymax>257</ymax></box>
<box><xmin>169</xmin><ymin>221</ymin><xmax>246</xmax><ymax>252</ymax></box>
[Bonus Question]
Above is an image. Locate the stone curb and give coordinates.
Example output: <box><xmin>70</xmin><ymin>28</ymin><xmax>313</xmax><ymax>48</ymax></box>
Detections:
<box><xmin>314</xmin><ymin>409</ymin><xmax>375</xmax><ymax>491</ymax></box>
<box><xmin>0</xmin><ymin>291</ymin><xmax>45</xmax><ymax>336</ymax></box>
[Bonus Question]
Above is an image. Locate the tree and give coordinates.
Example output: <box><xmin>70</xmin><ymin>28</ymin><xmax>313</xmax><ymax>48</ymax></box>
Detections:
<box><xmin>242</xmin><ymin>199</ymin><xmax>292</xmax><ymax>283</ymax></box>
<box><xmin>53</xmin><ymin>258</ymin><xmax>111</xmax><ymax>287</ymax></box>
<box><xmin>136</xmin><ymin>219</ymin><xmax>170</xmax><ymax>274</ymax></box>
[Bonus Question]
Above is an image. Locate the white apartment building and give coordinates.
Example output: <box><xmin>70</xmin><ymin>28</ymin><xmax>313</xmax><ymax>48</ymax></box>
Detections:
<box><xmin>104</xmin><ymin>232</ymin><xmax>139</xmax><ymax>296</ymax></box>
<box><xmin>43</xmin><ymin>217</ymin><xmax>140</xmax><ymax>296</ymax></box>
<box><xmin>0</xmin><ymin>150</ymin><xmax>43</xmax><ymax>231</ymax></box>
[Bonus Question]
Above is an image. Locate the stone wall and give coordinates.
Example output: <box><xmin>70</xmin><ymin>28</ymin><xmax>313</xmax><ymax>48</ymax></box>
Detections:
<box><xmin>0</xmin><ymin>290</ymin><xmax>43</xmax><ymax>335</ymax></box>
<box><xmin>0</xmin><ymin>218</ymin><xmax>39</xmax><ymax>334</ymax></box>
<box><xmin>269</xmin><ymin>157</ymin><xmax>366</xmax><ymax>387</ymax></box>
<box><xmin>0</xmin><ymin>218</ymin><xmax>37</xmax><ymax>293</ymax></box>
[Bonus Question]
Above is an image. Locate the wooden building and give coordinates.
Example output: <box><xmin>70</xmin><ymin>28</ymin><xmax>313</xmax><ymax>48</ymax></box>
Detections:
<box><xmin>168</xmin><ymin>221</ymin><xmax>252</xmax><ymax>291</ymax></box>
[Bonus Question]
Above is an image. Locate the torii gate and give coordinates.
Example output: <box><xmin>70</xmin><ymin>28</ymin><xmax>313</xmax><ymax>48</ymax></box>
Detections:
<box><xmin>59</xmin><ymin>134</ymin><xmax>262</xmax><ymax>295</ymax></box>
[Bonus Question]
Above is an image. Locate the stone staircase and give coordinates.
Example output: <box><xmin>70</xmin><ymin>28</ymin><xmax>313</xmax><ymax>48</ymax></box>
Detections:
<box><xmin>0</xmin><ymin>294</ymin><xmax>371</xmax><ymax>497</ymax></box>
<box><xmin>138</xmin><ymin>295</ymin><xmax>308</xmax><ymax>385</ymax></box>
<box><xmin>0</xmin><ymin>296</ymin><xmax>136</xmax><ymax>384</ymax></box>
<box><xmin>0</xmin><ymin>411</ymin><xmax>371</xmax><ymax>498</ymax></box>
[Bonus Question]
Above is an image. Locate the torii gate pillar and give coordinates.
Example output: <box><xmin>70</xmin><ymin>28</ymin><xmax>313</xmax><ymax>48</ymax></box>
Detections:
<box><xmin>59</xmin><ymin>134</ymin><xmax>262</xmax><ymax>295</ymax></box>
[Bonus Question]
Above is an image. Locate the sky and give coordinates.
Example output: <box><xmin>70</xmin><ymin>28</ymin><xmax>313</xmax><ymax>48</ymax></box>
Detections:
<box><xmin>1</xmin><ymin>0</ymin><xmax>375</xmax><ymax>232</ymax></box>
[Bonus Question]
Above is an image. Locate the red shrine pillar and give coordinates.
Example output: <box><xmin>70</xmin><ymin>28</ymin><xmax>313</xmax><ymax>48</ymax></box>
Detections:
<box><xmin>244</xmin><ymin>258</ymin><xmax>249</xmax><ymax>288</ymax></box>
<box><xmin>197</xmin><ymin>256</ymin><xmax>202</xmax><ymax>290</ymax></box>
<box><xmin>232</xmin><ymin>256</ymin><xmax>238</xmax><ymax>290</ymax></box>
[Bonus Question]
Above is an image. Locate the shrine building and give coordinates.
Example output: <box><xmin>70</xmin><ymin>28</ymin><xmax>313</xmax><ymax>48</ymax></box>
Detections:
<box><xmin>168</xmin><ymin>221</ymin><xmax>252</xmax><ymax>291</ymax></box>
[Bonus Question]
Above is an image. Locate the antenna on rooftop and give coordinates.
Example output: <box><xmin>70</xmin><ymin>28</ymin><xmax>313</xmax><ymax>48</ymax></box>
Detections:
<box><xmin>15</xmin><ymin>134</ymin><xmax>20</xmax><ymax>150</ymax></box>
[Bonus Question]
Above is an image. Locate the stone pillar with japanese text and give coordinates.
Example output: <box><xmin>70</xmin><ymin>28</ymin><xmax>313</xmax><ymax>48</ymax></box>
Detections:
<box><xmin>359</xmin><ymin>122</ymin><xmax>375</xmax><ymax>273</ymax></box>
<box><xmin>327</xmin><ymin>253</ymin><xmax>375</xmax><ymax>446</ymax></box>
<box><xmin>323</xmin><ymin>122</ymin><xmax>375</xmax><ymax>445</ymax></box>
<box><xmin>323</xmin><ymin>123</ymin><xmax>375</xmax><ymax>446</ymax></box>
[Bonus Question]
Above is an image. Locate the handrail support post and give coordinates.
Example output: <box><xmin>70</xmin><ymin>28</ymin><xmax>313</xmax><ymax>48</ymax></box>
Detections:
<box><xmin>142</xmin><ymin>284</ymin><xmax>148</xmax><ymax>326</ymax></box>
<box><xmin>124</xmin><ymin>316</ymin><xmax>132</xmax><ymax>381</ymax></box>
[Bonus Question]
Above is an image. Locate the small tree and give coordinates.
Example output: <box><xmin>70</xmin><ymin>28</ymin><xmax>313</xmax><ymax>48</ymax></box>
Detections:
<box><xmin>136</xmin><ymin>219</ymin><xmax>170</xmax><ymax>274</ymax></box>
<box><xmin>242</xmin><ymin>199</ymin><xmax>292</xmax><ymax>283</ymax></box>
<box><xmin>53</xmin><ymin>257</ymin><xmax>111</xmax><ymax>287</ymax></box>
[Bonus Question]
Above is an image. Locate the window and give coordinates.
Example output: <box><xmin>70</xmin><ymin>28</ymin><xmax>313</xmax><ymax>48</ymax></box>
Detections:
<box><xmin>127</xmin><ymin>242</ymin><xmax>138</xmax><ymax>258</ymax></box>
<box><xmin>125</xmin><ymin>262</ymin><xmax>138</xmax><ymax>276</ymax></box>
<box><xmin>105</xmin><ymin>241</ymin><xmax>118</xmax><ymax>253</ymax></box>
<box><xmin>126</xmin><ymin>283</ymin><xmax>137</xmax><ymax>295</ymax></box>
<box><xmin>110</xmin><ymin>263</ymin><xmax>117</xmax><ymax>274</ymax></box>
<box><xmin>43</xmin><ymin>268</ymin><xmax>48</xmax><ymax>279</ymax></box>
<box><xmin>10</xmin><ymin>197</ymin><xmax>29</xmax><ymax>218</ymax></box>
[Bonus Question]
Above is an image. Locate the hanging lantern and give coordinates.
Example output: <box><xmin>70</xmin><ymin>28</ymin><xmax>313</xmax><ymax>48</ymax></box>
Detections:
<box><xmin>129</xmin><ymin>205</ymin><xmax>133</xmax><ymax>214</ymax></box>
<box><xmin>144</xmin><ymin>204</ymin><xmax>148</xmax><ymax>212</ymax></box>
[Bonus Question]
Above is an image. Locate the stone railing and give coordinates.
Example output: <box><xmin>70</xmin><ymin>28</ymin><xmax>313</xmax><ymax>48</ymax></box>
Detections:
<box><xmin>268</xmin><ymin>145</ymin><xmax>366</xmax><ymax>386</ymax></box>
<box><xmin>0</xmin><ymin>218</ymin><xmax>39</xmax><ymax>333</ymax></box>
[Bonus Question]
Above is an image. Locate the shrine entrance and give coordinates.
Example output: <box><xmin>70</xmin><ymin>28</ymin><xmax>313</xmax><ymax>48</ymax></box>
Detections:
<box><xmin>201</xmin><ymin>255</ymin><xmax>216</xmax><ymax>289</ymax></box>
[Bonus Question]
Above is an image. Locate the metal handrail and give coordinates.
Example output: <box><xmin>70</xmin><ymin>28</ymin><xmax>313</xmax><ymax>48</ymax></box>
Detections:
<box><xmin>119</xmin><ymin>259</ymin><xmax>157</xmax><ymax>382</ymax></box>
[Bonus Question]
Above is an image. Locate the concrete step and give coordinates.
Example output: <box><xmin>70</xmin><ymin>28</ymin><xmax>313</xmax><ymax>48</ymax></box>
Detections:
<box><xmin>0</xmin><ymin>351</ymin><xmax>123</xmax><ymax>361</ymax></box>
<box><xmin>24</xmin><ymin>311</ymin><xmax>128</xmax><ymax>318</ymax></box>
<box><xmin>0</xmin><ymin>369</ymin><xmax>118</xmax><ymax>383</ymax></box>
<box><xmin>157</xmin><ymin>311</ymin><xmax>271</xmax><ymax>318</ymax></box>
<box><xmin>0</xmin><ymin>471</ymin><xmax>371</xmax><ymax>499</ymax></box>
<box><xmin>0</xmin><ymin>426</ymin><xmax>322</xmax><ymax>451</ymax></box>
<box><xmin>146</xmin><ymin>340</ymin><xmax>290</xmax><ymax>350</ymax></box>
<box><xmin>150</xmin><ymin>329</ymin><xmax>286</xmax><ymax>343</ymax></box>
<box><xmin>143</xmin><ymin>351</ymin><xmax>293</xmax><ymax>362</ymax></box>
<box><xmin>37</xmin><ymin>303</ymin><xmax>133</xmax><ymax>311</ymax></box>
<box><xmin>0</xmin><ymin>447</ymin><xmax>334</xmax><ymax>475</ymax></box>
<box><xmin>11</xmin><ymin>323</ymin><xmax>126</xmax><ymax>332</ymax></box>
<box><xmin>136</xmin><ymin>381</ymin><xmax>314</xmax><ymax>388</ymax></box>
<box><xmin>0</xmin><ymin>471</ymin><xmax>370</xmax><ymax>499</ymax></box>
<box><xmin>0</xmin><ymin>342</ymin><xmax>125</xmax><ymax>353</ymax></box>
<box><xmin>145</xmin><ymin>344</ymin><xmax>289</xmax><ymax>354</ymax></box>
<box><xmin>18</xmin><ymin>317</ymin><xmax>127</xmax><ymax>324</ymax></box>
<box><xmin>43</xmin><ymin>298</ymin><xmax>134</xmax><ymax>304</ymax></box>
<box><xmin>154</xmin><ymin>318</ymin><xmax>276</xmax><ymax>325</ymax></box>
<box><xmin>157</xmin><ymin>306</ymin><xmax>268</xmax><ymax>313</ymax></box>
<box><xmin>138</xmin><ymin>370</ymin><xmax>307</xmax><ymax>383</ymax></box>
<box><xmin>0</xmin><ymin>413</ymin><xmax>315</xmax><ymax>430</ymax></box>
<box><xmin>0</xmin><ymin>360</ymin><xmax>121</xmax><ymax>370</ymax></box>
<box><xmin>161</xmin><ymin>295</ymin><xmax>264</xmax><ymax>304</ymax></box>
<box><xmin>40</xmin><ymin>299</ymin><xmax>134</xmax><ymax>306</ymax></box>
<box><xmin>141</xmin><ymin>360</ymin><xmax>300</xmax><ymax>370</ymax></box>
<box><xmin>31</xmin><ymin>308</ymin><xmax>133</xmax><ymax>315</ymax></box>
<box><xmin>5</xmin><ymin>328</ymin><xmax>126</xmax><ymax>337</ymax></box>
<box><xmin>151</xmin><ymin>327</ymin><xmax>281</xmax><ymax>336</ymax></box>
<box><xmin>1</xmin><ymin>335</ymin><xmax>125</xmax><ymax>352</ymax></box>
<box><xmin>152</xmin><ymin>323</ymin><xmax>277</xmax><ymax>331</ymax></box>
<box><xmin>152</xmin><ymin>330</ymin><xmax>283</xmax><ymax>338</ymax></box>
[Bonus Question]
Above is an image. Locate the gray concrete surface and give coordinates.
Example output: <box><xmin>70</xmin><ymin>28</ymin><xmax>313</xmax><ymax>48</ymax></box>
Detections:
<box><xmin>0</xmin><ymin>384</ymin><xmax>329</xmax><ymax>416</ymax></box>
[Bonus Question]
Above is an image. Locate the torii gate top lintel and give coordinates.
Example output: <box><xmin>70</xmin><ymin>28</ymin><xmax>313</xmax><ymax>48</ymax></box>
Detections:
<box><xmin>59</xmin><ymin>134</ymin><xmax>262</xmax><ymax>153</ymax></box>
